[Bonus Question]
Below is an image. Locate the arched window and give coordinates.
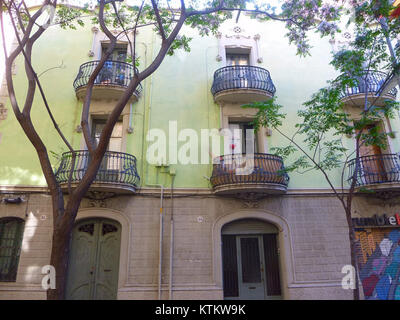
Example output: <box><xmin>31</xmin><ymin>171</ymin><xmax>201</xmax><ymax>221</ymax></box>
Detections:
<box><xmin>0</xmin><ymin>218</ymin><xmax>25</xmax><ymax>281</ymax></box>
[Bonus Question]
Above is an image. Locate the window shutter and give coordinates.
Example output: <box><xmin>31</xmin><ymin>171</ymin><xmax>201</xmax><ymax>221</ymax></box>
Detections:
<box><xmin>0</xmin><ymin>218</ymin><xmax>24</xmax><ymax>282</ymax></box>
<box><xmin>222</xmin><ymin>235</ymin><xmax>239</xmax><ymax>297</ymax></box>
<box><xmin>263</xmin><ymin>234</ymin><xmax>281</xmax><ymax>296</ymax></box>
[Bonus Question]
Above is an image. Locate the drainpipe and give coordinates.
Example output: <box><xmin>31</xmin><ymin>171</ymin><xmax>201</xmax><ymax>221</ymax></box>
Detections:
<box><xmin>138</xmin><ymin>41</ymin><xmax>148</xmax><ymax>184</ymax></box>
<box><xmin>146</xmin><ymin>182</ymin><xmax>164</xmax><ymax>300</ymax></box>
<box><xmin>128</xmin><ymin>102</ymin><xmax>133</xmax><ymax>132</ymax></box>
<box><xmin>168</xmin><ymin>174</ymin><xmax>176</xmax><ymax>300</ymax></box>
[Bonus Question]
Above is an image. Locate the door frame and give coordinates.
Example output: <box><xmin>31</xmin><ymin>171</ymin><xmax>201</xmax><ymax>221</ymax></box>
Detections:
<box><xmin>74</xmin><ymin>208</ymin><xmax>130</xmax><ymax>294</ymax></box>
<box><xmin>215</xmin><ymin>211</ymin><xmax>292</xmax><ymax>300</ymax></box>
<box><xmin>214</xmin><ymin>211</ymin><xmax>292</xmax><ymax>300</ymax></box>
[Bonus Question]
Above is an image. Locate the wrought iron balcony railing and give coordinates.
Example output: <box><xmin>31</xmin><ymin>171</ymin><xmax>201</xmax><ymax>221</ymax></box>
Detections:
<box><xmin>347</xmin><ymin>153</ymin><xmax>400</xmax><ymax>187</ymax></box>
<box><xmin>55</xmin><ymin>150</ymin><xmax>140</xmax><ymax>189</ymax></box>
<box><xmin>211</xmin><ymin>65</ymin><xmax>276</xmax><ymax>97</ymax></box>
<box><xmin>73</xmin><ymin>60</ymin><xmax>143</xmax><ymax>96</ymax></box>
<box><xmin>210</xmin><ymin>153</ymin><xmax>289</xmax><ymax>188</ymax></box>
<box><xmin>340</xmin><ymin>70</ymin><xmax>397</xmax><ymax>100</ymax></box>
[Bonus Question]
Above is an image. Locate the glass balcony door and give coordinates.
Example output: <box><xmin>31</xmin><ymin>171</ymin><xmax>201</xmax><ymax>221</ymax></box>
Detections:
<box><xmin>358</xmin><ymin>124</ymin><xmax>388</xmax><ymax>184</ymax></box>
<box><xmin>89</xmin><ymin>119</ymin><xmax>123</xmax><ymax>182</ymax></box>
<box><xmin>226</xmin><ymin>53</ymin><xmax>250</xmax><ymax>66</ymax></box>
<box><xmin>99</xmin><ymin>45</ymin><xmax>128</xmax><ymax>85</ymax></box>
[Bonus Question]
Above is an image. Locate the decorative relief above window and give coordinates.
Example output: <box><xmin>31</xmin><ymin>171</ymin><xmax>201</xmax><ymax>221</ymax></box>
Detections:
<box><xmin>90</xmin><ymin>26</ymin><xmax>134</xmax><ymax>60</ymax></box>
<box><xmin>329</xmin><ymin>30</ymin><xmax>353</xmax><ymax>53</ymax></box>
<box><xmin>215</xmin><ymin>25</ymin><xmax>263</xmax><ymax>65</ymax></box>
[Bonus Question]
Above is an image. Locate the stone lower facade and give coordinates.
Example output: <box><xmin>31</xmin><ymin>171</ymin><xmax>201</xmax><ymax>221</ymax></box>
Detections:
<box><xmin>3</xmin><ymin>188</ymin><xmax>398</xmax><ymax>300</ymax></box>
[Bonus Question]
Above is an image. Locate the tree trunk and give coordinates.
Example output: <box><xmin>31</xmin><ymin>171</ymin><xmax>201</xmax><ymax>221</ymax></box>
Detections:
<box><xmin>47</xmin><ymin>214</ymin><xmax>75</xmax><ymax>300</ymax></box>
<box><xmin>345</xmin><ymin>206</ymin><xmax>361</xmax><ymax>300</ymax></box>
<box><xmin>47</xmin><ymin>200</ymin><xmax>80</xmax><ymax>300</ymax></box>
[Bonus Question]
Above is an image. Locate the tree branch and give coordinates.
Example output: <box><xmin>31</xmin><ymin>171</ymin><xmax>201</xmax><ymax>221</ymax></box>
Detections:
<box><xmin>151</xmin><ymin>0</ymin><xmax>166</xmax><ymax>41</ymax></box>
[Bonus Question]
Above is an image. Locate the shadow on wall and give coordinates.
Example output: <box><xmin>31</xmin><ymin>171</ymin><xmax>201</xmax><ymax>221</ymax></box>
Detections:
<box><xmin>0</xmin><ymin>166</ymin><xmax>47</xmax><ymax>186</ymax></box>
<box><xmin>356</xmin><ymin>228</ymin><xmax>400</xmax><ymax>300</ymax></box>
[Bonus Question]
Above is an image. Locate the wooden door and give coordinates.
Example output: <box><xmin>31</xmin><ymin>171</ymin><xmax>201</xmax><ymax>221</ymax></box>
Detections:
<box><xmin>358</xmin><ymin>125</ymin><xmax>387</xmax><ymax>184</ymax></box>
<box><xmin>66</xmin><ymin>218</ymin><xmax>121</xmax><ymax>300</ymax></box>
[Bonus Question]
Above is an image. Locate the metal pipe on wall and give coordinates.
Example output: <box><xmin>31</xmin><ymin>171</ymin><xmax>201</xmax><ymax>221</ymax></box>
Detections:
<box><xmin>146</xmin><ymin>183</ymin><xmax>164</xmax><ymax>300</ymax></box>
<box><xmin>168</xmin><ymin>175</ymin><xmax>175</xmax><ymax>300</ymax></box>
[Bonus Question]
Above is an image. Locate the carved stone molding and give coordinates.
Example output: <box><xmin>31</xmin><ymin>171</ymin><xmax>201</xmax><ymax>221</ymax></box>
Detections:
<box><xmin>225</xmin><ymin>34</ymin><xmax>251</xmax><ymax>40</ymax></box>
<box><xmin>241</xmin><ymin>199</ymin><xmax>260</xmax><ymax>208</ymax></box>
<box><xmin>86</xmin><ymin>191</ymin><xmax>115</xmax><ymax>200</ymax></box>
<box><xmin>216</xmin><ymin>25</ymin><xmax>263</xmax><ymax>66</ymax></box>
<box><xmin>89</xmin><ymin>199</ymin><xmax>107</xmax><ymax>208</ymax></box>
<box><xmin>238</xmin><ymin>192</ymin><xmax>268</xmax><ymax>206</ymax></box>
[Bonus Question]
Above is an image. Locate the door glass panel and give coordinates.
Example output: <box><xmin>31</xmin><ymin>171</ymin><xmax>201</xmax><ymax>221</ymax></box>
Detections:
<box><xmin>226</xmin><ymin>53</ymin><xmax>250</xmax><ymax>66</ymax></box>
<box><xmin>102</xmin><ymin>46</ymin><xmax>127</xmax><ymax>61</ymax></box>
<box><xmin>102</xmin><ymin>223</ymin><xmax>118</xmax><ymax>236</ymax></box>
<box><xmin>92</xmin><ymin>120</ymin><xmax>106</xmax><ymax>147</ymax></box>
<box><xmin>240</xmin><ymin>237</ymin><xmax>261</xmax><ymax>283</ymax></box>
<box><xmin>228</xmin><ymin>122</ymin><xmax>258</xmax><ymax>154</ymax></box>
<box><xmin>228</xmin><ymin>123</ymin><xmax>242</xmax><ymax>154</ymax></box>
<box><xmin>78</xmin><ymin>223</ymin><xmax>95</xmax><ymax>236</ymax></box>
<box><xmin>91</xmin><ymin>120</ymin><xmax>122</xmax><ymax>152</ymax></box>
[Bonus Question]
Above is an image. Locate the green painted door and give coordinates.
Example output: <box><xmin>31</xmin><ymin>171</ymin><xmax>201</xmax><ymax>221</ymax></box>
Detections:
<box><xmin>65</xmin><ymin>218</ymin><xmax>121</xmax><ymax>300</ymax></box>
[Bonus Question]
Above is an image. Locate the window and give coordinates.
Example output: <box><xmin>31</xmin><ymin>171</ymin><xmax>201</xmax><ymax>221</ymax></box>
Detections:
<box><xmin>228</xmin><ymin>121</ymin><xmax>258</xmax><ymax>154</ymax></box>
<box><xmin>92</xmin><ymin>119</ymin><xmax>123</xmax><ymax>152</ymax></box>
<box><xmin>99</xmin><ymin>44</ymin><xmax>128</xmax><ymax>85</ymax></box>
<box><xmin>226</xmin><ymin>48</ymin><xmax>251</xmax><ymax>66</ymax></box>
<box><xmin>91</xmin><ymin>119</ymin><xmax>124</xmax><ymax>178</ymax></box>
<box><xmin>356</xmin><ymin>122</ymin><xmax>388</xmax><ymax>157</ymax></box>
<box><xmin>101</xmin><ymin>43</ymin><xmax>127</xmax><ymax>62</ymax></box>
<box><xmin>355</xmin><ymin>122</ymin><xmax>391</xmax><ymax>184</ymax></box>
<box><xmin>0</xmin><ymin>218</ymin><xmax>24</xmax><ymax>281</ymax></box>
<box><xmin>226</xmin><ymin>53</ymin><xmax>250</xmax><ymax>66</ymax></box>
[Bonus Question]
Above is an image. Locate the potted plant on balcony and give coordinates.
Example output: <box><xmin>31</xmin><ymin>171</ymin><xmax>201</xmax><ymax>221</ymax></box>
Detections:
<box><xmin>99</xmin><ymin>60</ymin><xmax>113</xmax><ymax>84</ymax></box>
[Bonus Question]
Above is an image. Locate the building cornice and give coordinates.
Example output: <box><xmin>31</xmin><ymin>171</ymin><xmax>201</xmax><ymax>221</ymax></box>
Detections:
<box><xmin>0</xmin><ymin>185</ymin><xmax>349</xmax><ymax>197</ymax></box>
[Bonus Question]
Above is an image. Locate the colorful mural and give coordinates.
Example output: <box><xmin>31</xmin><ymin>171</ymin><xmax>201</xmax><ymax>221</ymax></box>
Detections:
<box><xmin>355</xmin><ymin>228</ymin><xmax>400</xmax><ymax>300</ymax></box>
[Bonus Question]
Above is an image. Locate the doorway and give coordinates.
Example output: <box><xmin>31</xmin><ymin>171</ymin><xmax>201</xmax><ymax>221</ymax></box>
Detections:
<box><xmin>221</xmin><ymin>219</ymin><xmax>282</xmax><ymax>300</ymax></box>
<box><xmin>65</xmin><ymin>218</ymin><xmax>122</xmax><ymax>300</ymax></box>
<box><xmin>358</xmin><ymin>123</ymin><xmax>389</xmax><ymax>184</ymax></box>
<box><xmin>89</xmin><ymin>119</ymin><xmax>123</xmax><ymax>182</ymax></box>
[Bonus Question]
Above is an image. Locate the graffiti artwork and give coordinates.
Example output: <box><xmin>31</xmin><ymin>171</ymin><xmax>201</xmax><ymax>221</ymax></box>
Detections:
<box><xmin>355</xmin><ymin>228</ymin><xmax>400</xmax><ymax>300</ymax></box>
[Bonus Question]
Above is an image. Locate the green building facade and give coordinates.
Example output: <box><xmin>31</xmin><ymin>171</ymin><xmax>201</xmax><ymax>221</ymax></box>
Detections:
<box><xmin>1</xmin><ymin>12</ymin><xmax>400</xmax><ymax>300</ymax></box>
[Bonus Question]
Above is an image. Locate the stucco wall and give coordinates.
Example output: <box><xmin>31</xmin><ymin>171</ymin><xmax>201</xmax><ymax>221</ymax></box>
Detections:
<box><xmin>1</xmin><ymin>16</ymin><xmax>397</xmax><ymax>190</ymax></box>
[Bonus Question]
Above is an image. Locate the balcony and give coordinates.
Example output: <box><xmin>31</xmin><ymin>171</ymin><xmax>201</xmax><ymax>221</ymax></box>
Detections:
<box><xmin>55</xmin><ymin>150</ymin><xmax>140</xmax><ymax>195</ymax></box>
<box><xmin>73</xmin><ymin>60</ymin><xmax>142</xmax><ymax>101</ymax></box>
<box><xmin>347</xmin><ymin>153</ymin><xmax>400</xmax><ymax>198</ymax></box>
<box><xmin>210</xmin><ymin>153</ymin><xmax>289</xmax><ymax>196</ymax></box>
<box><xmin>211</xmin><ymin>66</ymin><xmax>276</xmax><ymax>103</ymax></box>
<box><xmin>340</xmin><ymin>70</ymin><xmax>397</xmax><ymax>107</ymax></box>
